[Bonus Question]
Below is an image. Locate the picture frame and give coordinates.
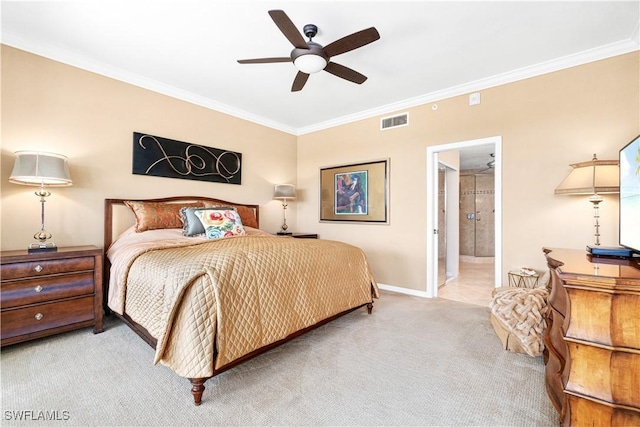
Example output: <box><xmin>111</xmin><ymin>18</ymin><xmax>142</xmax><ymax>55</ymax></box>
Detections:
<box><xmin>320</xmin><ymin>159</ymin><xmax>389</xmax><ymax>223</ymax></box>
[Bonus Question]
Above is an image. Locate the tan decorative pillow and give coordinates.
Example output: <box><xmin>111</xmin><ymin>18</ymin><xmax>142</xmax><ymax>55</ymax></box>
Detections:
<box><xmin>202</xmin><ymin>202</ymin><xmax>258</xmax><ymax>229</ymax></box>
<box><xmin>234</xmin><ymin>206</ymin><xmax>258</xmax><ymax>229</ymax></box>
<box><xmin>124</xmin><ymin>201</ymin><xmax>204</xmax><ymax>232</ymax></box>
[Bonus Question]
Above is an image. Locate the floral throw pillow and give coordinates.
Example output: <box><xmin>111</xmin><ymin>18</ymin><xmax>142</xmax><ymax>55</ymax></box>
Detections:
<box><xmin>193</xmin><ymin>209</ymin><xmax>246</xmax><ymax>240</ymax></box>
<box><xmin>202</xmin><ymin>202</ymin><xmax>258</xmax><ymax>229</ymax></box>
<box><xmin>181</xmin><ymin>206</ymin><xmax>235</xmax><ymax>237</ymax></box>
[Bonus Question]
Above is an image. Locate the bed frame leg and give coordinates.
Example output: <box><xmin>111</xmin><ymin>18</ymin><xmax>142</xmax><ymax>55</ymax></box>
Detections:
<box><xmin>367</xmin><ymin>302</ymin><xmax>373</xmax><ymax>314</ymax></box>
<box><xmin>189</xmin><ymin>378</ymin><xmax>206</xmax><ymax>406</ymax></box>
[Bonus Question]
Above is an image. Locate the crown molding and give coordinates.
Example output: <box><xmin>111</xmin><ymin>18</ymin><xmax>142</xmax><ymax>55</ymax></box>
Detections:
<box><xmin>296</xmin><ymin>38</ymin><xmax>640</xmax><ymax>135</ymax></box>
<box><xmin>1</xmin><ymin>32</ymin><xmax>299</xmax><ymax>136</ymax></box>
<box><xmin>3</xmin><ymin>32</ymin><xmax>638</xmax><ymax>137</ymax></box>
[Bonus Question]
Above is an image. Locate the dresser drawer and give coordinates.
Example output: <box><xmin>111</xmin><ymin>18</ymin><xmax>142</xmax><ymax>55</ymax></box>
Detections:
<box><xmin>1</xmin><ymin>296</ymin><xmax>95</xmax><ymax>341</ymax></box>
<box><xmin>1</xmin><ymin>256</ymin><xmax>95</xmax><ymax>281</ymax></box>
<box><xmin>1</xmin><ymin>272</ymin><xmax>95</xmax><ymax>309</ymax></box>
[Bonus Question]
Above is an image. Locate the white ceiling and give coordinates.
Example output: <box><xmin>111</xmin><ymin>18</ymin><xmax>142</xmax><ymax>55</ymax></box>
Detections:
<box><xmin>2</xmin><ymin>1</ymin><xmax>639</xmax><ymax>139</ymax></box>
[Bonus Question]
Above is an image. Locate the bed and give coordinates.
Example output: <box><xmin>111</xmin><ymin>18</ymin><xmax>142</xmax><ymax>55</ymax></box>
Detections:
<box><xmin>103</xmin><ymin>196</ymin><xmax>379</xmax><ymax>405</ymax></box>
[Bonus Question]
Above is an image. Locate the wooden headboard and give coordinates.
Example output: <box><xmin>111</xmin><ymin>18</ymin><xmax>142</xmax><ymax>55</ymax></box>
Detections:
<box><xmin>104</xmin><ymin>196</ymin><xmax>260</xmax><ymax>251</ymax></box>
<box><xmin>103</xmin><ymin>196</ymin><xmax>259</xmax><ymax>304</ymax></box>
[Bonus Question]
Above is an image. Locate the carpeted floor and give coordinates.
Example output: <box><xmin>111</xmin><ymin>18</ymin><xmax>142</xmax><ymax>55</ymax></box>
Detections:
<box><xmin>1</xmin><ymin>291</ymin><xmax>558</xmax><ymax>426</ymax></box>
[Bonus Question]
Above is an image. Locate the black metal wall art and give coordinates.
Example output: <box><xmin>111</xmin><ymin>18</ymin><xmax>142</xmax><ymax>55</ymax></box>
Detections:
<box><xmin>132</xmin><ymin>132</ymin><xmax>242</xmax><ymax>185</ymax></box>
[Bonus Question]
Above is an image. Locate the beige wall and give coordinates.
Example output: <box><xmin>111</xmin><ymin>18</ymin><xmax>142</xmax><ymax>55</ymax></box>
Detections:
<box><xmin>297</xmin><ymin>52</ymin><xmax>639</xmax><ymax>291</ymax></box>
<box><xmin>2</xmin><ymin>45</ymin><xmax>639</xmax><ymax>294</ymax></box>
<box><xmin>1</xmin><ymin>45</ymin><xmax>298</xmax><ymax>250</ymax></box>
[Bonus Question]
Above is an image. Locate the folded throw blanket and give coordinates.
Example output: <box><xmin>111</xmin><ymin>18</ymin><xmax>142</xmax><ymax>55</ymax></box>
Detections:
<box><xmin>489</xmin><ymin>287</ymin><xmax>549</xmax><ymax>357</ymax></box>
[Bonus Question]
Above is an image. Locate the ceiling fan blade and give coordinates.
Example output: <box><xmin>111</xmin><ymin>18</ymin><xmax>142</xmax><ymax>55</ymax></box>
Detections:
<box><xmin>268</xmin><ymin>10</ymin><xmax>308</xmax><ymax>49</ymax></box>
<box><xmin>291</xmin><ymin>71</ymin><xmax>310</xmax><ymax>92</ymax></box>
<box><xmin>324</xmin><ymin>62</ymin><xmax>367</xmax><ymax>84</ymax></box>
<box><xmin>237</xmin><ymin>57</ymin><xmax>292</xmax><ymax>64</ymax></box>
<box><xmin>323</xmin><ymin>27</ymin><xmax>380</xmax><ymax>58</ymax></box>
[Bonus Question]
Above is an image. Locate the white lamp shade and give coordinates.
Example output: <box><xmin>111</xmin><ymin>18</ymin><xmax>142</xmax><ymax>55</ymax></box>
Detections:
<box><xmin>554</xmin><ymin>156</ymin><xmax>619</xmax><ymax>195</ymax></box>
<box><xmin>274</xmin><ymin>184</ymin><xmax>296</xmax><ymax>200</ymax></box>
<box><xmin>293</xmin><ymin>54</ymin><xmax>327</xmax><ymax>74</ymax></box>
<box><xmin>9</xmin><ymin>151</ymin><xmax>73</xmax><ymax>187</ymax></box>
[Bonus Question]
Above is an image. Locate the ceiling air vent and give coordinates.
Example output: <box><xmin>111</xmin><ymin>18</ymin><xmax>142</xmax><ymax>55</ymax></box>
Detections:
<box><xmin>380</xmin><ymin>112</ymin><xmax>409</xmax><ymax>130</ymax></box>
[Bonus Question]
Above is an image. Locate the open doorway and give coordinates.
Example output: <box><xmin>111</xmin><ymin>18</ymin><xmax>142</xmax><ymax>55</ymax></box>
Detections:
<box><xmin>426</xmin><ymin>136</ymin><xmax>502</xmax><ymax>300</ymax></box>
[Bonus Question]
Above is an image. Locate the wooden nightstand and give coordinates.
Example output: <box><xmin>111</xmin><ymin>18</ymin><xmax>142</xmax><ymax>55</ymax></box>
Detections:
<box><xmin>276</xmin><ymin>233</ymin><xmax>318</xmax><ymax>239</ymax></box>
<box><xmin>0</xmin><ymin>245</ymin><xmax>103</xmax><ymax>347</ymax></box>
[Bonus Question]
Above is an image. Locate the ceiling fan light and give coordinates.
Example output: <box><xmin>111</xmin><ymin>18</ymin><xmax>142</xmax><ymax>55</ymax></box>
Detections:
<box><xmin>294</xmin><ymin>54</ymin><xmax>327</xmax><ymax>74</ymax></box>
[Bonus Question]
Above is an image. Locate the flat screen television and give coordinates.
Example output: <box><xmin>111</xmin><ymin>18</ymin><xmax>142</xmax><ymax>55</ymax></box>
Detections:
<box><xmin>619</xmin><ymin>134</ymin><xmax>640</xmax><ymax>254</ymax></box>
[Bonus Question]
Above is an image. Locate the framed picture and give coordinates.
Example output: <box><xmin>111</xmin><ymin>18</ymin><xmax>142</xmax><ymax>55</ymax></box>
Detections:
<box><xmin>320</xmin><ymin>159</ymin><xmax>389</xmax><ymax>223</ymax></box>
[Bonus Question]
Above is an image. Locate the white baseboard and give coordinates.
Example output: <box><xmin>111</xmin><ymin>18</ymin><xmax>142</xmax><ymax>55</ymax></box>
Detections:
<box><xmin>377</xmin><ymin>283</ymin><xmax>432</xmax><ymax>298</ymax></box>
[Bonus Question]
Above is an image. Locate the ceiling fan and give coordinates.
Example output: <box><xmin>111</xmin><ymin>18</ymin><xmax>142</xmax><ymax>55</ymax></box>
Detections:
<box><xmin>237</xmin><ymin>10</ymin><xmax>380</xmax><ymax>92</ymax></box>
<box><xmin>477</xmin><ymin>153</ymin><xmax>496</xmax><ymax>174</ymax></box>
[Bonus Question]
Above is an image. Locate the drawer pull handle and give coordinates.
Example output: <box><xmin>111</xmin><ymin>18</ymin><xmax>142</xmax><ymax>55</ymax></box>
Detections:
<box><xmin>35</xmin><ymin>313</ymin><xmax>43</xmax><ymax>321</ymax></box>
<box><xmin>34</xmin><ymin>285</ymin><xmax>43</xmax><ymax>293</ymax></box>
<box><xmin>34</xmin><ymin>265</ymin><xmax>43</xmax><ymax>273</ymax></box>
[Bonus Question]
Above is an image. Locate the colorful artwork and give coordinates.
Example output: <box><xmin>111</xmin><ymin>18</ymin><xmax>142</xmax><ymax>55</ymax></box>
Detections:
<box><xmin>335</xmin><ymin>171</ymin><xmax>367</xmax><ymax>215</ymax></box>
<box><xmin>320</xmin><ymin>159</ymin><xmax>388</xmax><ymax>223</ymax></box>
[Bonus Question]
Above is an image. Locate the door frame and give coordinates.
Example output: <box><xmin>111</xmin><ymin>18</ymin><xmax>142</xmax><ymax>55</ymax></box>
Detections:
<box><xmin>426</xmin><ymin>136</ymin><xmax>502</xmax><ymax>297</ymax></box>
<box><xmin>436</xmin><ymin>161</ymin><xmax>459</xmax><ymax>287</ymax></box>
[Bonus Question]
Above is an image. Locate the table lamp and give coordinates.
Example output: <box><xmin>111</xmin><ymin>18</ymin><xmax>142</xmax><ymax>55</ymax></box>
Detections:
<box><xmin>273</xmin><ymin>184</ymin><xmax>296</xmax><ymax>235</ymax></box>
<box><xmin>554</xmin><ymin>154</ymin><xmax>619</xmax><ymax>246</ymax></box>
<box><xmin>9</xmin><ymin>151</ymin><xmax>73</xmax><ymax>252</ymax></box>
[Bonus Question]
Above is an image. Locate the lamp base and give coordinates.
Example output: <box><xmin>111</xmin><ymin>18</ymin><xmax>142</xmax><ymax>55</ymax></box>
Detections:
<box><xmin>28</xmin><ymin>242</ymin><xmax>58</xmax><ymax>253</ymax></box>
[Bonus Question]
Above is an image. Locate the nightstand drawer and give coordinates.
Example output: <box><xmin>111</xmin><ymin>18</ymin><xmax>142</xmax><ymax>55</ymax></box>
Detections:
<box><xmin>1</xmin><ymin>246</ymin><xmax>103</xmax><ymax>347</ymax></box>
<box><xmin>1</xmin><ymin>272</ymin><xmax>95</xmax><ymax>309</ymax></box>
<box><xmin>1</xmin><ymin>296</ymin><xmax>95</xmax><ymax>341</ymax></box>
<box><xmin>1</xmin><ymin>256</ymin><xmax>95</xmax><ymax>281</ymax></box>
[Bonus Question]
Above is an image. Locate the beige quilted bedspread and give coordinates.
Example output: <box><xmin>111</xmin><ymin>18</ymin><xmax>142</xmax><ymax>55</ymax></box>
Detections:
<box><xmin>113</xmin><ymin>234</ymin><xmax>378</xmax><ymax>378</ymax></box>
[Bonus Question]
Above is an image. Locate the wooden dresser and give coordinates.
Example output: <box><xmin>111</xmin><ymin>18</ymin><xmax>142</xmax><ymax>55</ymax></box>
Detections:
<box><xmin>542</xmin><ymin>248</ymin><xmax>640</xmax><ymax>426</ymax></box>
<box><xmin>1</xmin><ymin>246</ymin><xmax>103</xmax><ymax>346</ymax></box>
